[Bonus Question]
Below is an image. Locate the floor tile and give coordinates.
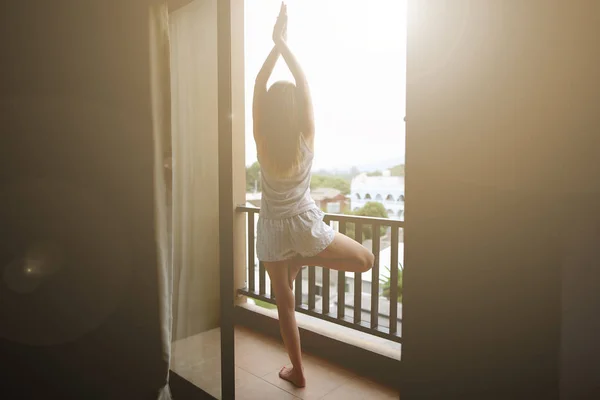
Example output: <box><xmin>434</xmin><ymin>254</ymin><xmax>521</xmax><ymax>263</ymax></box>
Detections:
<box><xmin>171</xmin><ymin>327</ymin><xmax>221</xmax><ymax>369</ymax></box>
<box><xmin>175</xmin><ymin>355</ymin><xmax>221</xmax><ymax>399</ymax></box>
<box><xmin>320</xmin><ymin>377</ymin><xmax>399</xmax><ymax>400</ymax></box>
<box><xmin>235</xmin><ymin>366</ymin><xmax>257</xmax><ymax>389</ymax></box>
<box><xmin>261</xmin><ymin>354</ymin><xmax>357</xmax><ymax>400</ymax></box>
<box><xmin>235</xmin><ymin>330</ymin><xmax>290</xmax><ymax>377</ymax></box>
<box><xmin>171</xmin><ymin>325</ymin><xmax>396</xmax><ymax>400</ymax></box>
<box><xmin>236</xmin><ymin>374</ymin><xmax>300</xmax><ymax>400</ymax></box>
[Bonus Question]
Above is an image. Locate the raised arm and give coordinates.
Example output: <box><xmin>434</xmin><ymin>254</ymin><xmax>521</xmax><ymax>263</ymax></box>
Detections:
<box><xmin>254</xmin><ymin>46</ymin><xmax>279</xmax><ymax>94</ymax></box>
<box><xmin>275</xmin><ymin>41</ymin><xmax>314</xmax><ymax>137</ymax></box>
<box><xmin>253</xmin><ymin>45</ymin><xmax>279</xmax><ymax>127</ymax></box>
<box><xmin>273</xmin><ymin>4</ymin><xmax>315</xmax><ymax>137</ymax></box>
<box><xmin>253</xmin><ymin>4</ymin><xmax>287</xmax><ymax>141</ymax></box>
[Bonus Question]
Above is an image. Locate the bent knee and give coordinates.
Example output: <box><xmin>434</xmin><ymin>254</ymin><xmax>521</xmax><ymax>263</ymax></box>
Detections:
<box><xmin>357</xmin><ymin>251</ymin><xmax>374</xmax><ymax>273</ymax></box>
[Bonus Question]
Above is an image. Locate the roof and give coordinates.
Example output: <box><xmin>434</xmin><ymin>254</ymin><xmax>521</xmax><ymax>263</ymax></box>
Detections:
<box><xmin>310</xmin><ymin>187</ymin><xmax>343</xmax><ymax>201</ymax></box>
<box><xmin>246</xmin><ymin>192</ymin><xmax>262</xmax><ymax>201</ymax></box>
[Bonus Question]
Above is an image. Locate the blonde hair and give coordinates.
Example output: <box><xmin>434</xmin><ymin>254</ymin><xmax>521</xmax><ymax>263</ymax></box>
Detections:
<box><xmin>255</xmin><ymin>80</ymin><xmax>303</xmax><ymax>177</ymax></box>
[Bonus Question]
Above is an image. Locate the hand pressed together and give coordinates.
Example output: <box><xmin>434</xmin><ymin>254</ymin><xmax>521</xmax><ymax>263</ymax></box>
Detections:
<box><xmin>272</xmin><ymin>2</ymin><xmax>288</xmax><ymax>44</ymax></box>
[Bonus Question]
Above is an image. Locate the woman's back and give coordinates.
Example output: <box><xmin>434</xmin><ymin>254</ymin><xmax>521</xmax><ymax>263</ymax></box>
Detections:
<box><xmin>259</xmin><ymin>136</ymin><xmax>316</xmax><ymax>220</ymax></box>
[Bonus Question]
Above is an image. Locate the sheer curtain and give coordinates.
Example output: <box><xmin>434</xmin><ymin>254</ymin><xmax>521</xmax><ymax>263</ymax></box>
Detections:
<box><xmin>149</xmin><ymin>2</ymin><xmax>174</xmax><ymax>399</ymax></box>
<box><xmin>168</xmin><ymin>1</ymin><xmax>223</xmax><ymax>398</ymax></box>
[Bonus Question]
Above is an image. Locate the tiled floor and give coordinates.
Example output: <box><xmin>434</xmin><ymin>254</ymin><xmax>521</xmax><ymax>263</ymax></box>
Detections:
<box><xmin>171</xmin><ymin>325</ymin><xmax>399</xmax><ymax>399</ymax></box>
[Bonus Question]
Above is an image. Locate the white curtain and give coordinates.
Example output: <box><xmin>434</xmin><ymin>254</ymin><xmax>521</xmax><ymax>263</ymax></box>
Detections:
<box><xmin>149</xmin><ymin>2</ymin><xmax>174</xmax><ymax>399</ymax></box>
<box><xmin>169</xmin><ymin>0</ymin><xmax>223</xmax><ymax>398</ymax></box>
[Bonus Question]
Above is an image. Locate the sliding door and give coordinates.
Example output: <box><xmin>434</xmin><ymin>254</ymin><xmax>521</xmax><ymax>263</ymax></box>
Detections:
<box><xmin>168</xmin><ymin>0</ymin><xmax>237</xmax><ymax>398</ymax></box>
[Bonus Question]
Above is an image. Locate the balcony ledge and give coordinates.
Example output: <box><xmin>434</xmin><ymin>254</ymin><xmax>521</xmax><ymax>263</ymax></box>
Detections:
<box><xmin>234</xmin><ymin>302</ymin><xmax>401</xmax><ymax>390</ymax></box>
<box><xmin>240</xmin><ymin>302</ymin><xmax>400</xmax><ymax>361</ymax></box>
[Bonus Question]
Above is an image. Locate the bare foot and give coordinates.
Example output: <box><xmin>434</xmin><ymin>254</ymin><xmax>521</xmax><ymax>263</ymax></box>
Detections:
<box><xmin>279</xmin><ymin>366</ymin><xmax>306</xmax><ymax>388</ymax></box>
<box><xmin>287</xmin><ymin>261</ymin><xmax>303</xmax><ymax>291</ymax></box>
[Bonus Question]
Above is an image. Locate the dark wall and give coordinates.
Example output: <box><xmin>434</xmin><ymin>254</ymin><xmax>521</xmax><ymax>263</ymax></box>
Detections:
<box><xmin>0</xmin><ymin>1</ymin><xmax>167</xmax><ymax>398</ymax></box>
<box><xmin>560</xmin><ymin>212</ymin><xmax>600</xmax><ymax>400</ymax></box>
<box><xmin>402</xmin><ymin>1</ymin><xmax>600</xmax><ymax>399</ymax></box>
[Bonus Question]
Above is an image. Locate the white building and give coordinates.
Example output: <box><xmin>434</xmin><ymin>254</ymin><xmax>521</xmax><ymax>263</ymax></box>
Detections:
<box><xmin>350</xmin><ymin>170</ymin><xmax>405</xmax><ymax>220</ymax></box>
<box><xmin>245</xmin><ymin>192</ymin><xmax>261</xmax><ymax>208</ymax></box>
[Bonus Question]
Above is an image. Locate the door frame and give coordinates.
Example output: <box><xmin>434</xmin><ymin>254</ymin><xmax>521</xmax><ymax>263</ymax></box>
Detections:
<box><xmin>167</xmin><ymin>0</ymin><xmax>237</xmax><ymax>398</ymax></box>
<box><xmin>217</xmin><ymin>0</ymin><xmax>236</xmax><ymax>398</ymax></box>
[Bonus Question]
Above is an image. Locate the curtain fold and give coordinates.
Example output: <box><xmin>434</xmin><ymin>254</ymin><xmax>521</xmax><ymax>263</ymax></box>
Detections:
<box><xmin>149</xmin><ymin>2</ymin><xmax>174</xmax><ymax>399</ymax></box>
<box><xmin>168</xmin><ymin>1</ymin><xmax>223</xmax><ymax>397</ymax></box>
<box><xmin>169</xmin><ymin>0</ymin><xmax>221</xmax><ymax>343</ymax></box>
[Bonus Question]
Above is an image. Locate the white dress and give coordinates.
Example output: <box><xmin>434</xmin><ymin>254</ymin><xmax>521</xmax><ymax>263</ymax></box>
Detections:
<box><xmin>256</xmin><ymin>137</ymin><xmax>335</xmax><ymax>262</ymax></box>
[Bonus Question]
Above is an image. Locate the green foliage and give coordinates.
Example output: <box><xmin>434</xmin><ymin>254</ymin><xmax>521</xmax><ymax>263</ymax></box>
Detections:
<box><xmin>246</xmin><ymin>161</ymin><xmax>261</xmax><ymax>192</ymax></box>
<box><xmin>390</xmin><ymin>164</ymin><xmax>405</xmax><ymax>176</ymax></box>
<box><xmin>246</xmin><ymin>163</ymin><xmax>354</xmax><ymax>195</ymax></box>
<box><xmin>380</xmin><ymin>264</ymin><xmax>403</xmax><ymax>302</ymax></box>
<box><xmin>366</xmin><ymin>165</ymin><xmax>404</xmax><ymax>177</ymax></box>
<box><xmin>254</xmin><ymin>299</ymin><xmax>277</xmax><ymax>310</ymax></box>
<box><xmin>354</xmin><ymin>202</ymin><xmax>388</xmax><ymax>218</ymax></box>
<box><xmin>344</xmin><ymin>201</ymin><xmax>388</xmax><ymax>241</ymax></box>
<box><xmin>310</xmin><ymin>174</ymin><xmax>351</xmax><ymax>195</ymax></box>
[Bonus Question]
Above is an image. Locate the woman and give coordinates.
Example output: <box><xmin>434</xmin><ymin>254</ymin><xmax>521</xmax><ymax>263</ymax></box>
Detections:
<box><xmin>253</xmin><ymin>3</ymin><xmax>375</xmax><ymax>388</ymax></box>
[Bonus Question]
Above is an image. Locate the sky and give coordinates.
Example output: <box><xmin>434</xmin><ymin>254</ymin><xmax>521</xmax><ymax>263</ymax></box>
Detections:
<box><xmin>244</xmin><ymin>0</ymin><xmax>407</xmax><ymax>171</ymax></box>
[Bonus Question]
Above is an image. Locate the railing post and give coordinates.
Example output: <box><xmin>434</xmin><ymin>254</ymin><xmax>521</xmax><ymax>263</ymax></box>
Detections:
<box><xmin>308</xmin><ymin>266</ymin><xmax>316</xmax><ymax>311</ymax></box>
<box><xmin>322</xmin><ymin>215</ymin><xmax>331</xmax><ymax>315</ymax></box>
<box><xmin>354</xmin><ymin>222</ymin><xmax>363</xmax><ymax>324</ymax></box>
<box><xmin>259</xmin><ymin>261</ymin><xmax>266</xmax><ymax>296</ymax></box>
<box><xmin>295</xmin><ymin>269</ymin><xmax>303</xmax><ymax>307</ymax></box>
<box><xmin>389</xmin><ymin>226</ymin><xmax>399</xmax><ymax>335</ymax></box>
<box><xmin>337</xmin><ymin>221</ymin><xmax>347</xmax><ymax>319</ymax></box>
<box><xmin>247</xmin><ymin>211</ymin><xmax>255</xmax><ymax>293</ymax></box>
<box><xmin>371</xmin><ymin>223</ymin><xmax>380</xmax><ymax>329</ymax></box>
<box><xmin>235</xmin><ymin>207</ymin><xmax>403</xmax><ymax>343</ymax></box>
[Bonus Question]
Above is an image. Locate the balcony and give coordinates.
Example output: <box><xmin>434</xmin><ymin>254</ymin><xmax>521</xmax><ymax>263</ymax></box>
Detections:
<box><xmin>237</xmin><ymin>206</ymin><xmax>402</xmax><ymax>343</ymax></box>
<box><xmin>195</xmin><ymin>206</ymin><xmax>402</xmax><ymax>396</ymax></box>
<box><xmin>171</xmin><ymin>325</ymin><xmax>397</xmax><ymax>399</ymax></box>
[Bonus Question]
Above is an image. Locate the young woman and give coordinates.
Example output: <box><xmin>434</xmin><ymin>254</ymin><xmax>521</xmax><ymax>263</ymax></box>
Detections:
<box><xmin>253</xmin><ymin>3</ymin><xmax>375</xmax><ymax>388</ymax></box>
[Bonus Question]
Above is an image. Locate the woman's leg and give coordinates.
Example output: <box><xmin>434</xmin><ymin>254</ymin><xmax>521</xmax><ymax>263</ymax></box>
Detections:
<box><xmin>289</xmin><ymin>231</ymin><xmax>375</xmax><ymax>281</ymax></box>
<box><xmin>264</xmin><ymin>232</ymin><xmax>374</xmax><ymax>386</ymax></box>
<box><xmin>264</xmin><ymin>261</ymin><xmax>307</xmax><ymax>388</ymax></box>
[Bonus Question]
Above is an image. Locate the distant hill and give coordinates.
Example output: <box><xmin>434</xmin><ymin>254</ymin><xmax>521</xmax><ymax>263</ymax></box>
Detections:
<box><xmin>314</xmin><ymin>157</ymin><xmax>405</xmax><ymax>177</ymax></box>
<box><xmin>352</xmin><ymin>157</ymin><xmax>405</xmax><ymax>173</ymax></box>
<box><xmin>248</xmin><ymin>158</ymin><xmax>405</xmax><ymax>194</ymax></box>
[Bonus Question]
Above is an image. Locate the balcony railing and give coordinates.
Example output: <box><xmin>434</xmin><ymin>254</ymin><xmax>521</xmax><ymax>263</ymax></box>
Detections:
<box><xmin>237</xmin><ymin>206</ymin><xmax>402</xmax><ymax>343</ymax></box>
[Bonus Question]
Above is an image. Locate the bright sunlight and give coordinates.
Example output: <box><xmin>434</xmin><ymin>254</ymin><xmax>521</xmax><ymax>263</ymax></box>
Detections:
<box><xmin>244</xmin><ymin>0</ymin><xmax>407</xmax><ymax>172</ymax></box>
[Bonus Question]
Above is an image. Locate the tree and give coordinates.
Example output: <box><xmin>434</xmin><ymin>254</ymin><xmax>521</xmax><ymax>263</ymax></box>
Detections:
<box><xmin>380</xmin><ymin>264</ymin><xmax>403</xmax><ymax>303</ymax></box>
<box><xmin>355</xmin><ymin>201</ymin><xmax>388</xmax><ymax>218</ymax></box>
<box><xmin>344</xmin><ymin>201</ymin><xmax>388</xmax><ymax>241</ymax></box>
<box><xmin>246</xmin><ymin>161</ymin><xmax>261</xmax><ymax>192</ymax></box>
<box><xmin>310</xmin><ymin>174</ymin><xmax>351</xmax><ymax>195</ymax></box>
<box><xmin>367</xmin><ymin>170</ymin><xmax>383</xmax><ymax>177</ymax></box>
<box><xmin>246</xmin><ymin>165</ymin><xmax>353</xmax><ymax>194</ymax></box>
<box><xmin>390</xmin><ymin>164</ymin><xmax>405</xmax><ymax>176</ymax></box>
